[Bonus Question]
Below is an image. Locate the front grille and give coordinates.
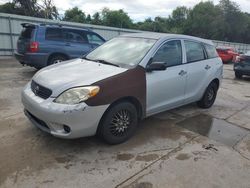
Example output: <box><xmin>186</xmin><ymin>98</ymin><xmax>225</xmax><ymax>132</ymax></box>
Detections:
<box><xmin>26</xmin><ymin>110</ymin><xmax>50</xmax><ymax>130</ymax></box>
<box><xmin>31</xmin><ymin>80</ymin><xmax>52</xmax><ymax>99</ymax></box>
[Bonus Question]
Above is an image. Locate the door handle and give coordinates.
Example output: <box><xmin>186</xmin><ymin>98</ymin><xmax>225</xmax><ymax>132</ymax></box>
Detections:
<box><xmin>179</xmin><ymin>70</ymin><xmax>187</xmax><ymax>76</ymax></box>
<box><xmin>205</xmin><ymin>65</ymin><xmax>211</xmax><ymax>70</ymax></box>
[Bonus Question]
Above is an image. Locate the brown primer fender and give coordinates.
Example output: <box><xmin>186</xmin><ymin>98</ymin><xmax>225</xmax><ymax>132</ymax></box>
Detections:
<box><xmin>85</xmin><ymin>66</ymin><xmax>146</xmax><ymax>118</ymax></box>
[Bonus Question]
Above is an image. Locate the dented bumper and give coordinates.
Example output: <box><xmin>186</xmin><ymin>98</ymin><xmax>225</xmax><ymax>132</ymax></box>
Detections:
<box><xmin>21</xmin><ymin>82</ymin><xmax>109</xmax><ymax>139</ymax></box>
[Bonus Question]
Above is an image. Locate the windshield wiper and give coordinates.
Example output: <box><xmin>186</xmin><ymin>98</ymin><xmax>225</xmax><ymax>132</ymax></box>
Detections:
<box><xmin>82</xmin><ymin>57</ymin><xmax>119</xmax><ymax>67</ymax></box>
<box><xmin>94</xmin><ymin>59</ymin><xmax>120</xmax><ymax>67</ymax></box>
<box><xmin>82</xmin><ymin>56</ymin><xmax>92</xmax><ymax>61</ymax></box>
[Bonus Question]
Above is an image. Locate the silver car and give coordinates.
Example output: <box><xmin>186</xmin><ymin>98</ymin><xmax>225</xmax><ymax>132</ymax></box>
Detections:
<box><xmin>22</xmin><ymin>33</ymin><xmax>223</xmax><ymax>144</ymax></box>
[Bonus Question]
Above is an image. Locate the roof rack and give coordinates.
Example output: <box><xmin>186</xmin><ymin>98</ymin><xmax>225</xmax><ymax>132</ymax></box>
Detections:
<box><xmin>39</xmin><ymin>23</ymin><xmax>92</xmax><ymax>31</ymax></box>
<box><xmin>40</xmin><ymin>23</ymin><xmax>62</xmax><ymax>27</ymax></box>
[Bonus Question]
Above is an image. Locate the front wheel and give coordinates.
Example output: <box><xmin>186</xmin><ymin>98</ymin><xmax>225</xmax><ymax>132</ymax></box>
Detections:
<box><xmin>98</xmin><ymin>102</ymin><xmax>138</xmax><ymax>145</ymax></box>
<box><xmin>197</xmin><ymin>82</ymin><xmax>218</xmax><ymax>109</ymax></box>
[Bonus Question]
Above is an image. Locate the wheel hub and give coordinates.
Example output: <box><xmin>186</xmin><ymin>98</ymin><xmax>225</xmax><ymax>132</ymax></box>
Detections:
<box><xmin>207</xmin><ymin>88</ymin><xmax>214</xmax><ymax>101</ymax></box>
<box><xmin>110</xmin><ymin>110</ymin><xmax>131</xmax><ymax>136</ymax></box>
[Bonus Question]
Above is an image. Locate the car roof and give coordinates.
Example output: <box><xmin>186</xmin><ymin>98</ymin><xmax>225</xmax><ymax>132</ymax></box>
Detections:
<box><xmin>121</xmin><ymin>32</ymin><xmax>214</xmax><ymax>45</ymax></box>
<box><xmin>21</xmin><ymin>23</ymin><xmax>92</xmax><ymax>32</ymax></box>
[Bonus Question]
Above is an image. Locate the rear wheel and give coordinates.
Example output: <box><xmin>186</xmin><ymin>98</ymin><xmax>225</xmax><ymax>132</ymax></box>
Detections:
<box><xmin>197</xmin><ymin>82</ymin><xmax>218</xmax><ymax>109</ymax></box>
<box><xmin>235</xmin><ymin>71</ymin><xmax>242</xmax><ymax>79</ymax></box>
<box><xmin>98</xmin><ymin>102</ymin><xmax>138</xmax><ymax>145</ymax></box>
<box><xmin>48</xmin><ymin>55</ymin><xmax>67</xmax><ymax>66</ymax></box>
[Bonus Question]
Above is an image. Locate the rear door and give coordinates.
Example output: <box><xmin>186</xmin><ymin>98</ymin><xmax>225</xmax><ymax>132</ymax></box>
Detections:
<box><xmin>17</xmin><ymin>24</ymin><xmax>36</xmax><ymax>54</ymax></box>
<box><xmin>62</xmin><ymin>29</ymin><xmax>93</xmax><ymax>58</ymax></box>
<box><xmin>146</xmin><ymin>40</ymin><xmax>187</xmax><ymax>116</ymax></box>
<box><xmin>184</xmin><ymin>40</ymin><xmax>215</xmax><ymax>103</ymax></box>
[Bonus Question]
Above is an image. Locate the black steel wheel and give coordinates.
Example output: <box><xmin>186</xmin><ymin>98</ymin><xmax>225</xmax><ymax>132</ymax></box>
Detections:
<box><xmin>197</xmin><ymin>82</ymin><xmax>218</xmax><ymax>109</ymax></box>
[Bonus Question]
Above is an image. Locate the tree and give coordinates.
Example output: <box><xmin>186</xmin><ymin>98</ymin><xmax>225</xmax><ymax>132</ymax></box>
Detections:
<box><xmin>184</xmin><ymin>1</ymin><xmax>224</xmax><ymax>39</ymax></box>
<box><xmin>0</xmin><ymin>0</ymin><xmax>58</xmax><ymax>19</ymax></box>
<box><xmin>39</xmin><ymin>0</ymin><xmax>58</xmax><ymax>19</ymax></box>
<box><xmin>86</xmin><ymin>14</ymin><xmax>92</xmax><ymax>23</ymax></box>
<box><xmin>63</xmin><ymin>7</ymin><xmax>86</xmax><ymax>23</ymax></box>
<box><xmin>91</xmin><ymin>12</ymin><xmax>102</xmax><ymax>25</ymax></box>
<box><xmin>217</xmin><ymin>0</ymin><xmax>248</xmax><ymax>42</ymax></box>
<box><xmin>0</xmin><ymin>2</ymin><xmax>21</xmax><ymax>15</ymax></box>
<box><xmin>136</xmin><ymin>18</ymin><xmax>155</xmax><ymax>31</ymax></box>
<box><xmin>169</xmin><ymin>6</ymin><xmax>189</xmax><ymax>33</ymax></box>
<box><xmin>101</xmin><ymin>8</ymin><xmax>133</xmax><ymax>28</ymax></box>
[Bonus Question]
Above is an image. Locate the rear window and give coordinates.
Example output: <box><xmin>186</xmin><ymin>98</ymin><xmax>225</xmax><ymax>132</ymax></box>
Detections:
<box><xmin>62</xmin><ymin>29</ymin><xmax>88</xmax><ymax>43</ymax></box>
<box><xmin>20</xmin><ymin>27</ymin><xmax>34</xmax><ymax>39</ymax></box>
<box><xmin>185</xmin><ymin>40</ymin><xmax>206</xmax><ymax>63</ymax></box>
<box><xmin>45</xmin><ymin>28</ymin><xmax>62</xmax><ymax>41</ymax></box>
<box><xmin>204</xmin><ymin>44</ymin><xmax>218</xmax><ymax>58</ymax></box>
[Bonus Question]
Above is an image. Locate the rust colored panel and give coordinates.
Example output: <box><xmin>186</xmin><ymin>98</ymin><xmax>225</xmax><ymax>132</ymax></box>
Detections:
<box><xmin>85</xmin><ymin>66</ymin><xmax>146</xmax><ymax>117</ymax></box>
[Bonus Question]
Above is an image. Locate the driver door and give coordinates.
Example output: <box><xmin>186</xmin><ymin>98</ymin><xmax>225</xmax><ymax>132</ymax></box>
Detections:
<box><xmin>146</xmin><ymin>40</ymin><xmax>187</xmax><ymax>116</ymax></box>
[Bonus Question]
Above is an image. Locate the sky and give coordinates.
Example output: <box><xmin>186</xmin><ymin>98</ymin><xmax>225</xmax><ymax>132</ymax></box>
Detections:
<box><xmin>0</xmin><ymin>0</ymin><xmax>250</xmax><ymax>21</ymax></box>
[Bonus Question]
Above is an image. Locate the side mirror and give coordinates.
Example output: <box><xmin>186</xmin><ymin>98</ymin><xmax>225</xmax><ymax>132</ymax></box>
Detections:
<box><xmin>146</xmin><ymin>62</ymin><xmax>167</xmax><ymax>72</ymax></box>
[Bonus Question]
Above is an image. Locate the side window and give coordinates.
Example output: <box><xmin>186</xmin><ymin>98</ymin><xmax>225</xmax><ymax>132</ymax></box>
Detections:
<box><xmin>152</xmin><ymin>40</ymin><xmax>182</xmax><ymax>67</ymax></box>
<box><xmin>62</xmin><ymin>29</ymin><xmax>88</xmax><ymax>43</ymax></box>
<box><xmin>204</xmin><ymin>44</ymin><xmax>218</xmax><ymax>58</ymax></box>
<box><xmin>185</xmin><ymin>41</ymin><xmax>205</xmax><ymax>63</ymax></box>
<box><xmin>45</xmin><ymin>28</ymin><xmax>62</xmax><ymax>41</ymax></box>
<box><xmin>87</xmin><ymin>33</ymin><xmax>105</xmax><ymax>45</ymax></box>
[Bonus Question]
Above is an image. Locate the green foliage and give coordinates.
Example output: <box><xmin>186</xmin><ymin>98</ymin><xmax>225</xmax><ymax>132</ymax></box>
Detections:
<box><xmin>101</xmin><ymin>8</ymin><xmax>133</xmax><ymax>28</ymax></box>
<box><xmin>0</xmin><ymin>0</ymin><xmax>58</xmax><ymax>19</ymax></box>
<box><xmin>1</xmin><ymin>0</ymin><xmax>250</xmax><ymax>43</ymax></box>
<box><xmin>63</xmin><ymin>7</ymin><xmax>86</xmax><ymax>23</ymax></box>
<box><xmin>91</xmin><ymin>12</ymin><xmax>102</xmax><ymax>25</ymax></box>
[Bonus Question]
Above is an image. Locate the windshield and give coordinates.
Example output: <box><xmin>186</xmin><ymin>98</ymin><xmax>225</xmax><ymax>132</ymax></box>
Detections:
<box><xmin>86</xmin><ymin>37</ymin><xmax>156</xmax><ymax>68</ymax></box>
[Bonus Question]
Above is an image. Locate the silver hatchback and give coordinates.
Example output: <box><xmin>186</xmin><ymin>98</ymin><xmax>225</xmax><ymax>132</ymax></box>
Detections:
<box><xmin>22</xmin><ymin>33</ymin><xmax>223</xmax><ymax>144</ymax></box>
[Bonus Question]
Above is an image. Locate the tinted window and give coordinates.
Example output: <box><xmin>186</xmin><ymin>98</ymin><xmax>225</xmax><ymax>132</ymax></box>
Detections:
<box><xmin>185</xmin><ymin>41</ymin><xmax>205</xmax><ymax>62</ymax></box>
<box><xmin>62</xmin><ymin>29</ymin><xmax>88</xmax><ymax>43</ymax></box>
<box><xmin>152</xmin><ymin>40</ymin><xmax>182</xmax><ymax>67</ymax></box>
<box><xmin>45</xmin><ymin>28</ymin><xmax>62</xmax><ymax>40</ymax></box>
<box><xmin>205</xmin><ymin>44</ymin><xmax>218</xmax><ymax>58</ymax></box>
<box><xmin>20</xmin><ymin>27</ymin><xmax>34</xmax><ymax>39</ymax></box>
<box><xmin>87</xmin><ymin>33</ymin><xmax>104</xmax><ymax>45</ymax></box>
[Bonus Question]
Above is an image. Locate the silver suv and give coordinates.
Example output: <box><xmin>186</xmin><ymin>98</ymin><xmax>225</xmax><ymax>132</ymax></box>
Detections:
<box><xmin>22</xmin><ymin>33</ymin><xmax>223</xmax><ymax>144</ymax></box>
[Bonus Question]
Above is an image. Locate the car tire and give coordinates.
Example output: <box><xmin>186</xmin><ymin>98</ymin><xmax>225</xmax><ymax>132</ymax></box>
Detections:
<box><xmin>98</xmin><ymin>102</ymin><xmax>138</xmax><ymax>145</ymax></box>
<box><xmin>48</xmin><ymin>55</ymin><xmax>67</xmax><ymax>65</ymax></box>
<box><xmin>235</xmin><ymin>72</ymin><xmax>242</xmax><ymax>79</ymax></box>
<box><xmin>197</xmin><ymin>82</ymin><xmax>218</xmax><ymax>109</ymax></box>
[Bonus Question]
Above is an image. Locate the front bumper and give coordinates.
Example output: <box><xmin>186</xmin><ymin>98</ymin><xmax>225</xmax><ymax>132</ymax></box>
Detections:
<box><xmin>22</xmin><ymin>82</ymin><xmax>109</xmax><ymax>139</ymax></box>
<box><xmin>234</xmin><ymin>64</ymin><xmax>250</xmax><ymax>76</ymax></box>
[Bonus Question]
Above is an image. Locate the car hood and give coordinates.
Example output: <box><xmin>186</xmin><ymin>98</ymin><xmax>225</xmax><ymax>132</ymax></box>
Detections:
<box><xmin>32</xmin><ymin>58</ymin><xmax>127</xmax><ymax>97</ymax></box>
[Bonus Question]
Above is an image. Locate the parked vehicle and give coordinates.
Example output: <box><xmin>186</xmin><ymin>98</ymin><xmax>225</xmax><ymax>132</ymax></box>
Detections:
<box><xmin>15</xmin><ymin>23</ymin><xmax>105</xmax><ymax>69</ymax></box>
<box><xmin>216</xmin><ymin>47</ymin><xmax>239</xmax><ymax>63</ymax></box>
<box><xmin>234</xmin><ymin>51</ymin><xmax>250</xmax><ymax>79</ymax></box>
<box><xmin>22</xmin><ymin>33</ymin><xmax>223</xmax><ymax>144</ymax></box>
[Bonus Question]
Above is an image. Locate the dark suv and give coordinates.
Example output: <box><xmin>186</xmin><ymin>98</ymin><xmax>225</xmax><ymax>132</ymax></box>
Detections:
<box><xmin>15</xmin><ymin>23</ymin><xmax>105</xmax><ymax>69</ymax></box>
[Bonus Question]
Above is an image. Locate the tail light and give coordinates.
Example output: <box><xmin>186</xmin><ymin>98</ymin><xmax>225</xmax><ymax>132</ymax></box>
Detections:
<box><xmin>235</xmin><ymin>56</ymin><xmax>245</xmax><ymax>63</ymax></box>
<box><xmin>28</xmin><ymin>41</ymin><xmax>39</xmax><ymax>53</ymax></box>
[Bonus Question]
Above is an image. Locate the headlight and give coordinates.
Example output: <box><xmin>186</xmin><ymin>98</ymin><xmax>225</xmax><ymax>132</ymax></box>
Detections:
<box><xmin>54</xmin><ymin>86</ymin><xmax>100</xmax><ymax>105</ymax></box>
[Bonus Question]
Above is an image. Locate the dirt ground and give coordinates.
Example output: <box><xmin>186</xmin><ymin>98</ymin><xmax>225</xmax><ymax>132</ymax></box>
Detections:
<box><xmin>0</xmin><ymin>58</ymin><xmax>250</xmax><ymax>188</ymax></box>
